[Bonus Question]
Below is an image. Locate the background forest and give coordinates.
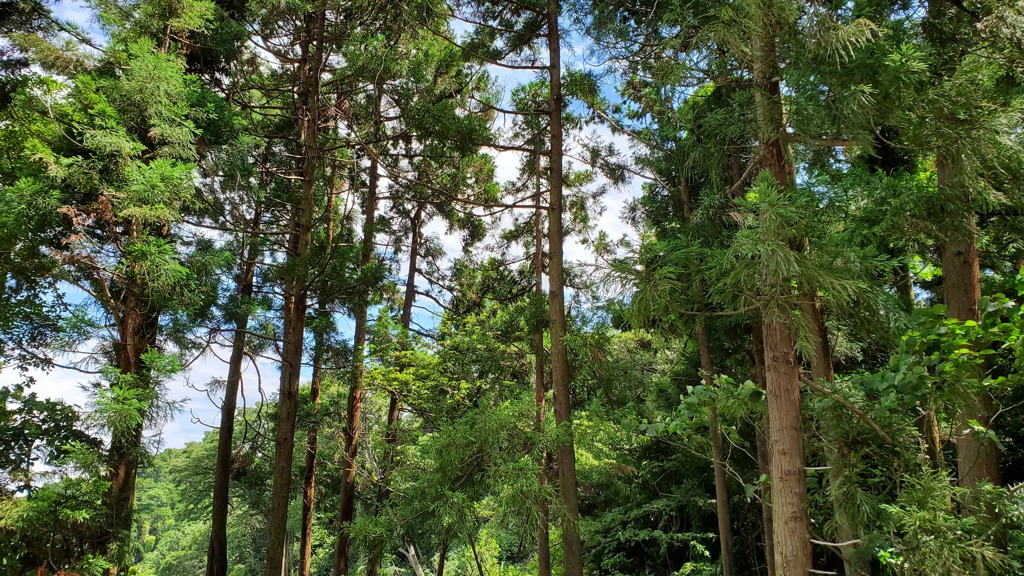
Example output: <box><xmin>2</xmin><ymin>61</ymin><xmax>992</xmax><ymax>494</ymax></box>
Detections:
<box><xmin>2</xmin><ymin>0</ymin><xmax>1024</xmax><ymax>575</ymax></box>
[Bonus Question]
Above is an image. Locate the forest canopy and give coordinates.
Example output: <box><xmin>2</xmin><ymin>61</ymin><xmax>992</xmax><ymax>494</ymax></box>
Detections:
<box><xmin>1</xmin><ymin>0</ymin><xmax>1024</xmax><ymax>575</ymax></box>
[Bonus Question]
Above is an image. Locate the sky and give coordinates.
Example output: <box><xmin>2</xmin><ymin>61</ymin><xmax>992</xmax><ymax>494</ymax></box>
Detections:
<box><xmin>0</xmin><ymin>1</ymin><xmax>644</xmax><ymax>450</ymax></box>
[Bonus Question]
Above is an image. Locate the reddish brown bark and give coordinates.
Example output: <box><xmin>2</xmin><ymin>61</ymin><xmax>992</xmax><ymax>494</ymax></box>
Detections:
<box><xmin>298</xmin><ymin>160</ymin><xmax>341</xmax><ymax>576</ymax></box>
<box><xmin>760</xmin><ymin>314</ymin><xmax>812</xmax><ymax>576</ymax></box>
<box><xmin>752</xmin><ymin>5</ymin><xmax>813</xmax><ymax>574</ymax></box>
<box><xmin>750</xmin><ymin>327</ymin><xmax>776</xmax><ymax>576</ymax></box>
<box><xmin>298</xmin><ymin>326</ymin><xmax>326</xmax><ymax>576</ymax></box>
<box><xmin>802</xmin><ymin>297</ymin><xmax>870</xmax><ymax>576</ymax></box>
<box><xmin>333</xmin><ymin>87</ymin><xmax>382</xmax><ymax>576</ymax></box>
<box><xmin>546</xmin><ymin>3</ymin><xmax>584</xmax><ymax>576</ymax></box>
<box><xmin>534</xmin><ymin>171</ymin><xmax>551</xmax><ymax>576</ymax></box>
<box><xmin>937</xmin><ymin>156</ymin><xmax>1002</xmax><ymax>491</ymax></box>
<box><xmin>265</xmin><ymin>9</ymin><xmax>325</xmax><ymax>576</ymax></box>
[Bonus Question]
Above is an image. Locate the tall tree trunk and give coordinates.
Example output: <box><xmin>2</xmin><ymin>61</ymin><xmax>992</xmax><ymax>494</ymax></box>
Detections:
<box><xmin>334</xmin><ymin>85</ymin><xmax>382</xmax><ymax>576</ymax></box>
<box><xmin>752</xmin><ymin>6</ymin><xmax>813</xmax><ymax>575</ymax></box>
<box><xmin>750</xmin><ymin>326</ymin><xmax>776</xmax><ymax>576</ymax></box>
<box><xmin>266</xmin><ymin>10</ymin><xmax>324</xmax><ymax>576</ymax></box>
<box><xmin>298</xmin><ymin>323</ymin><xmax>326</xmax><ymax>576</ymax></box>
<box><xmin>546</xmin><ymin>4</ymin><xmax>584</xmax><ymax>576</ymax></box>
<box><xmin>936</xmin><ymin>156</ymin><xmax>1002</xmax><ymax>491</ymax></box>
<box><xmin>802</xmin><ymin>299</ymin><xmax>869</xmax><ymax>576</ymax></box>
<box><xmin>207</xmin><ymin>203</ymin><xmax>263</xmax><ymax>576</ymax></box>
<box><xmin>697</xmin><ymin>320</ymin><xmax>734</xmax><ymax>576</ymax></box>
<box><xmin>298</xmin><ymin>149</ymin><xmax>342</xmax><ymax>576</ymax></box>
<box><xmin>365</xmin><ymin>203</ymin><xmax>422</xmax><ymax>576</ymax></box>
<box><xmin>755</xmin><ymin>425</ymin><xmax>776</xmax><ymax>576</ymax></box>
<box><xmin>102</xmin><ymin>280</ymin><xmax>160</xmax><ymax>575</ymax></box>
<box><xmin>533</xmin><ymin>167</ymin><xmax>551</xmax><ymax>576</ymax></box>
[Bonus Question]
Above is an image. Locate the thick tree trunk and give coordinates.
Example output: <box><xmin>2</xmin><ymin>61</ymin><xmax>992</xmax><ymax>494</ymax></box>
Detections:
<box><xmin>750</xmin><ymin>327</ymin><xmax>776</xmax><ymax>576</ymax></box>
<box><xmin>697</xmin><ymin>321</ymin><xmax>734</xmax><ymax>576</ymax></box>
<box><xmin>533</xmin><ymin>174</ymin><xmax>551</xmax><ymax>576</ymax></box>
<box><xmin>752</xmin><ymin>7</ymin><xmax>813</xmax><ymax>575</ymax></box>
<box><xmin>937</xmin><ymin>156</ymin><xmax>1002</xmax><ymax>491</ymax></box>
<box><xmin>365</xmin><ymin>204</ymin><xmax>421</xmax><ymax>576</ymax></box>
<box><xmin>266</xmin><ymin>10</ymin><xmax>324</xmax><ymax>576</ymax></box>
<box><xmin>546</xmin><ymin>4</ymin><xmax>584</xmax><ymax>576</ymax></box>
<box><xmin>207</xmin><ymin>203</ymin><xmax>262</xmax><ymax>576</ymax></box>
<box><xmin>334</xmin><ymin>87</ymin><xmax>382</xmax><ymax>576</ymax></box>
<box><xmin>761</xmin><ymin>314</ymin><xmax>812</xmax><ymax>576</ymax></box>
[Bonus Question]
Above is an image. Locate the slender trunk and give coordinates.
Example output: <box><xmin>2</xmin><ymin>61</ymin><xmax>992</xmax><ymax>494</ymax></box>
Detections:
<box><xmin>894</xmin><ymin>261</ymin><xmax>914</xmax><ymax>312</ymax></box>
<box><xmin>436</xmin><ymin>536</ymin><xmax>448</xmax><ymax>576</ymax></box>
<box><xmin>750</xmin><ymin>326</ymin><xmax>775</xmax><ymax>576</ymax></box>
<box><xmin>799</xmin><ymin>291</ymin><xmax>833</xmax><ymax>383</ymax></box>
<box><xmin>898</xmin><ymin>255</ymin><xmax>943</xmax><ymax>469</ymax></box>
<box><xmin>207</xmin><ymin>203</ymin><xmax>263</xmax><ymax>576</ymax></box>
<box><xmin>299</xmin><ymin>159</ymin><xmax>340</xmax><ymax>576</ymax></box>
<box><xmin>755</xmin><ymin>425</ymin><xmax>775</xmax><ymax>576</ymax></box>
<box><xmin>936</xmin><ymin>156</ymin><xmax>1002</xmax><ymax>492</ymax></box>
<box><xmin>266</xmin><ymin>10</ymin><xmax>324</xmax><ymax>576</ymax></box>
<box><xmin>334</xmin><ymin>86</ymin><xmax>382</xmax><ymax>576</ymax></box>
<box><xmin>697</xmin><ymin>321</ymin><xmax>734</xmax><ymax>576</ymax></box>
<box><xmin>802</xmin><ymin>301</ymin><xmax>869</xmax><ymax>576</ymax></box>
<box><xmin>546</xmin><ymin>4</ymin><xmax>583</xmax><ymax>576</ymax></box>
<box><xmin>470</xmin><ymin>537</ymin><xmax>485</xmax><ymax>576</ymax></box>
<box><xmin>298</xmin><ymin>325</ymin><xmax>326</xmax><ymax>576</ymax></box>
<box><xmin>533</xmin><ymin>165</ymin><xmax>551</xmax><ymax>576</ymax></box>
<box><xmin>365</xmin><ymin>204</ymin><xmax>422</xmax><ymax>576</ymax></box>
<box><xmin>917</xmin><ymin>404</ymin><xmax>944</xmax><ymax>469</ymax></box>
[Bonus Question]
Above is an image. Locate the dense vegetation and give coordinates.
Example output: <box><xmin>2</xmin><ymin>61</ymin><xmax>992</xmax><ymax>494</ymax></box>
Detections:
<box><xmin>2</xmin><ymin>0</ymin><xmax>1024</xmax><ymax>574</ymax></box>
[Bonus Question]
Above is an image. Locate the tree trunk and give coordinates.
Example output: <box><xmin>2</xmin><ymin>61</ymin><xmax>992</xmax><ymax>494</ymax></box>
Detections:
<box><xmin>298</xmin><ymin>323</ymin><xmax>326</xmax><ymax>576</ymax></box>
<box><xmin>298</xmin><ymin>155</ymin><xmax>341</xmax><ymax>576</ymax></box>
<box><xmin>752</xmin><ymin>3</ymin><xmax>812</xmax><ymax>573</ymax></box>
<box><xmin>894</xmin><ymin>261</ymin><xmax>915</xmax><ymax>312</ymax></box>
<box><xmin>750</xmin><ymin>326</ymin><xmax>776</xmax><ymax>576</ymax></box>
<box><xmin>365</xmin><ymin>204</ymin><xmax>421</xmax><ymax>576</ymax></box>
<box><xmin>436</xmin><ymin>536</ymin><xmax>449</xmax><ymax>576</ymax></box>
<box><xmin>760</xmin><ymin>314</ymin><xmax>812</xmax><ymax>576</ymax></box>
<box><xmin>936</xmin><ymin>156</ymin><xmax>1002</xmax><ymax>492</ymax></box>
<box><xmin>334</xmin><ymin>85</ymin><xmax>382</xmax><ymax>576</ymax></box>
<box><xmin>801</xmin><ymin>300</ymin><xmax>869</xmax><ymax>576</ymax></box>
<box><xmin>266</xmin><ymin>10</ymin><xmax>324</xmax><ymax>576</ymax></box>
<box><xmin>755</xmin><ymin>425</ymin><xmax>775</xmax><ymax>576</ymax></box>
<box><xmin>207</xmin><ymin>202</ymin><xmax>263</xmax><ymax>576</ymax></box>
<box><xmin>533</xmin><ymin>169</ymin><xmax>551</xmax><ymax>576</ymax></box>
<box><xmin>546</xmin><ymin>4</ymin><xmax>584</xmax><ymax>576</ymax></box>
<box><xmin>696</xmin><ymin>321</ymin><xmax>734</xmax><ymax>576</ymax></box>
<box><xmin>102</xmin><ymin>280</ymin><xmax>160</xmax><ymax>575</ymax></box>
